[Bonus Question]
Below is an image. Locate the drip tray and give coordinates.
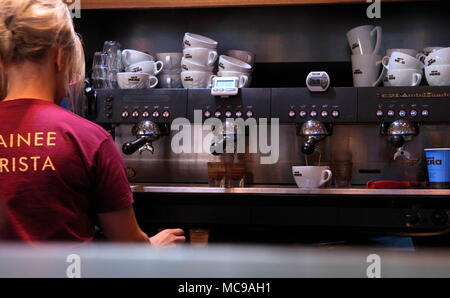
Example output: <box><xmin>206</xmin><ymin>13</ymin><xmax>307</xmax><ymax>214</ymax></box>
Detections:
<box><xmin>130</xmin><ymin>184</ymin><xmax>450</xmax><ymax>196</ymax></box>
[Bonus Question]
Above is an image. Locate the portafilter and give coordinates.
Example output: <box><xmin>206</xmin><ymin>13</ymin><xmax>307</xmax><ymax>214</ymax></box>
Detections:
<box><xmin>122</xmin><ymin>120</ymin><xmax>161</xmax><ymax>155</ymax></box>
<box><xmin>298</xmin><ymin>120</ymin><xmax>331</xmax><ymax>155</ymax></box>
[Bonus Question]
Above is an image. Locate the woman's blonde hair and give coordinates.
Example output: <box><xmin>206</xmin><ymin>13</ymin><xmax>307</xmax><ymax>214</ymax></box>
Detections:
<box><xmin>0</xmin><ymin>0</ymin><xmax>85</xmax><ymax>101</ymax></box>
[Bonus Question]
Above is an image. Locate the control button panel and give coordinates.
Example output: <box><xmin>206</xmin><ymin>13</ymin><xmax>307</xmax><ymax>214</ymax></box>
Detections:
<box><xmin>95</xmin><ymin>89</ymin><xmax>187</xmax><ymax>124</ymax></box>
<box><xmin>357</xmin><ymin>86</ymin><xmax>450</xmax><ymax>122</ymax></box>
<box><xmin>187</xmin><ymin>89</ymin><xmax>271</xmax><ymax>121</ymax></box>
<box><xmin>272</xmin><ymin>88</ymin><xmax>357</xmax><ymax>123</ymax></box>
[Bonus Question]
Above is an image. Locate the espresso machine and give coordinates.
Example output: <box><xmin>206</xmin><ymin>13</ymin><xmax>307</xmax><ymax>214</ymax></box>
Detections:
<box><xmin>86</xmin><ymin>86</ymin><xmax>450</xmax><ymax>234</ymax></box>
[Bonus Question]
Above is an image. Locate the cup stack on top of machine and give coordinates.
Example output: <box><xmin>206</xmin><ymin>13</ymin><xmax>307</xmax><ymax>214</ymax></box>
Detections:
<box><xmin>118</xmin><ymin>49</ymin><xmax>164</xmax><ymax>89</ymax></box>
<box><xmin>156</xmin><ymin>52</ymin><xmax>183</xmax><ymax>88</ymax></box>
<box><xmin>216</xmin><ymin>50</ymin><xmax>255</xmax><ymax>88</ymax></box>
<box><xmin>382</xmin><ymin>49</ymin><xmax>425</xmax><ymax>87</ymax></box>
<box><xmin>420</xmin><ymin>47</ymin><xmax>450</xmax><ymax>86</ymax></box>
<box><xmin>347</xmin><ymin>25</ymin><xmax>385</xmax><ymax>87</ymax></box>
<box><xmin>381</xmin><ymin>49</ymin><xmax>420</xmax><ymax>86</ymax></box>
<box><xmin>181</xmin><ymin>33</ymin><xmax>218</xmax><ymax>88</ymax></box>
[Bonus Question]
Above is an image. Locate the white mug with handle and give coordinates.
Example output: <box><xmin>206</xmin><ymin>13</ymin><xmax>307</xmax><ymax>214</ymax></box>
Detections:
<box><xmin>126</xmin><ymin>60</ymin><xmax>164</xmax><ymax>76</ymax></box>
<box><xmin>351</xmin><ymin>54</ymin><xmax>386</xmax><ymax>87</ymax></box>
<box><xmin>217</xmin><ymin>71</ymin><xmax>250</xmax><ymax>88</ymax></box>
<box><xmin>292</xmin><ymin>166</ymin><xmax>333</xmax><ymax>188</ymax></box>
<box><xmin>347</xmin><ymin>25</ymin><xmax>382</xmax><ymax>55</ymax></box>
<box><xmin>386</xmin><ymin>69</ymin><xmax>422</xmax><ymax>87</ymax></box>
<box><xmin>121</xmin><ymin>49</ymin><xmax>155</xmax><ymax>68</ymax></box>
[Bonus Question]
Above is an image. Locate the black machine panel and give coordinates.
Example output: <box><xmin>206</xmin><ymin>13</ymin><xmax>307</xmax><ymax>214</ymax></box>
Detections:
<box><xmin>271</xmin><ymin>87</ymin><xmax>358</xmax><ymax>123</ymax></box>
<box><xmin>187</xmin><ymin>88</ymin><xmax>272</xmax><ymax>122</ymax></box>
<box><xmin>357</xmin><ymin>87</ymin><xmax>450</xmax><ymax>123</ymax></box>
<box><xmin>94</xmin><ymin>89</ymin><xmax>188</xmax><ymax>124</ymax></box>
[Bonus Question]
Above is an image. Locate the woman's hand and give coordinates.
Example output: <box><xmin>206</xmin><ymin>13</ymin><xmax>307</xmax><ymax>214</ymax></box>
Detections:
<box><xmin>149</xmin><ymin>228</ymin><xmax>186</xmax><ymax>246</ymax></box>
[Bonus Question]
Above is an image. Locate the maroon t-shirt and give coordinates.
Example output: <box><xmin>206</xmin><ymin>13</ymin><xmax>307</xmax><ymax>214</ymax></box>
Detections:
<box><xmin>0</xmin><ymin>99</ymin><xmax>133</xmax><ymax>242</ymax></box>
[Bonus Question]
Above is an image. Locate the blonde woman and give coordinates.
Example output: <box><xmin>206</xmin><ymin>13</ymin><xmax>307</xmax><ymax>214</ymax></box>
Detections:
<box><xmin>0</xmin><ymin>0</ymin><xmax>185</xmax><ymax>245</ymax></box>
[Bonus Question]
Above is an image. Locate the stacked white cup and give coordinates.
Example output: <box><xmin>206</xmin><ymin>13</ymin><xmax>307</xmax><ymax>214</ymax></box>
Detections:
<box><xmin>381</xmin><ymin>51</ymin><xmax>425</xmax><ymax>87</ymax></box>
<box><xmin>347</xmin><ymin>25</ymin><xmax>386</xmax><ymax>87</ymax></box>
<box><xmin>214</xmin><ymin>50</ymin><xmax>255</xmax><ymax>88</ymax></box>
<box><xmin>420</xmin><ymin>47</ymin><xmax>450</xmax><ymax>86</ymax></box>
<box><xmin>118</xmin><ymin>49</ymin><xmax>164</xmax><ymax>89</ymax></box>
<box><xmin>156</xmin><ymin>52</ymin><xmax>183</xmax><ymax>88</ymax></box>
<box><xmin>381</xmin><ymin>49</ymin><xmax>424</xmax><ymax>87</ymax></box>
<box><xmin>181</xmin><ymin>33</ymin><xmax>218</xmax><ymax>88</ymax></box>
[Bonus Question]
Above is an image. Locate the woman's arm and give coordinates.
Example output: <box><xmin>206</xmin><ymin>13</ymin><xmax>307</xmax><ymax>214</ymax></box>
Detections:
<box><xmin>97</xmin><ymin>206</ymin><xmax>186</xmax><ymax>245</ymax></box>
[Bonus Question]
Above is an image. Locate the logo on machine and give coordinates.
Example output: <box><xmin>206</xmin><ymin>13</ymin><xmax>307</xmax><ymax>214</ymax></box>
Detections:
<box><xmin>293</xmin><ymin>171</ymin><xmax>302</xmax><ymax>177</ymax></box>
<box><xmin>184</xmin><ymin>40</ymin><xmax>192</xmax><ymax>47</ymax></box>
<box><xmin>184</xmin><ymin>54</ymin><xmax>193</xmax><ymax>59</ymax></box>
<box><xmin>183</xmin><ymin>76</ymin><xmax>194</xmax><ymax>81</ymax></box>
<box><xmin>351</xmin><ymin>43</ymin><xmax>360</xmax><ymax>50</ymax></box>
<box><xmin>353</xmin><ymin>69</ymin><xmax>363</xmax><ymax>75</ymax></box>
<box><xmin>427</xmin><ymin>59</ymin><xmax>436</xmax><ymax>66</ymax></box>
<box><xmin>182</xmin><ymin>65</ymin><xmax>189</xmax><ymax>71</ymax></box>
<box><xmin>430</xmin><ymin>70</ymin><xmax>441</xmax><ymax>76</ymax></box>
<box><xmin>218</xmin><ymin>62</ymin><xmax>225</xmax><ymax>70</ymax></box>
<box><xmin>427</xmin><ymin>157</ymin><xmax>443</xmax><ymax>166</ymax></box>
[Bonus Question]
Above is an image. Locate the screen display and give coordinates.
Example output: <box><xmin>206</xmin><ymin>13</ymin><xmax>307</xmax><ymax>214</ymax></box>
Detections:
<box><xmin>215</xmin><ymin>80</ymin><xmax>236</xmax><ymax>87</ymax></box>
<box><xmin>309</xmin><ymin>78</ymin><xmax>322</xmax><ymax>86</ymax></box>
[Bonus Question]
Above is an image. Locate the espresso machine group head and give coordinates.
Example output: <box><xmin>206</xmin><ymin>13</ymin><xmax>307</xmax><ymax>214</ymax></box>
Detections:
<box><xmin>381</xmin><ymin>119</ymin><xmax>419</xmax><ymax>160</ymax></box>
<box><xmin>210</xmin><ymin>118</ymin><xmax>242</xmax><ymax>156</ymax></box>
<box><xmin>297</xmin><ymin>120</ymin><xmax>332</xmax><ymax>155</ymax></box>
<box><xmin>122</xmin><ymin>120</ymin><xmax>164</xmax><ymax>155</ymax></box>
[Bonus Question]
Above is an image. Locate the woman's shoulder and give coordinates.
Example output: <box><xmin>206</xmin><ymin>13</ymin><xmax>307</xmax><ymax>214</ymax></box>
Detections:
<box><xmin>43</xmin><ymin>103</ymin><xmax>112</xmax><ymax>143</ymax></box>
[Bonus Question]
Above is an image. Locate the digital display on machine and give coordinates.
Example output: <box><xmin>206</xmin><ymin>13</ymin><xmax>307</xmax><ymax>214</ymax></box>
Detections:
<box><xmin>309</xmin><ymin>78</ymin><xmax>322</xmax><ymax>86</ymax></box>
<box><xmin>215</xmin><ymin>80</ymin><xmax>236</xmax><ymax>87</ymax></box>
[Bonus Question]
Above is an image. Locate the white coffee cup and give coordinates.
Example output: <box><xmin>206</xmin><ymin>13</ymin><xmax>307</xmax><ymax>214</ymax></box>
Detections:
<box><xmin>425</xmin><ymin>65</ymin><xmax>450</xmax><ymax>86</ymax></box>
<box><xmin>226</xmin><ymin>50</ymin><xmax>255</xmax><ymax>66</ymax></box>
<box><xmin>181</xmin><ymin>71</ymin><xmax>214</xmax><ymax>88</ymax></box>
<box><xmin>121</xmin><ymin>49</ymin><xmax>155</xmax><ymax>68</ymax></box>
<box><xmin>156</xmin><ymin>52</ymin><xmax>183</xmax><ymax>70</ymax></box>
<box><xmin>386</xmin><ymin>48</ymin><xmax>419</xmax><ymax>58</ymax></box>
<box><xmin>117</xmin><ymin>72</ymin><xmax>158</xmax><ymax>89</ymax></box>
<box><xmin>351</xmin><ymin>54</ymin><xmax>386</xmax><ymax>87</ymax></box>
<box><xmin>382</xmin><ymin>51</ymin><xmax>424</xmax><ymax>71</ymax></box>
<box><xmin>423</xmin><ymin>47</ymin><xmax>450</xmax><ymax>67</ymax></box>
<box><xmin>183</xmin><ymin>33</ymin><xmax>218</xmax><ymax>49</ymax></box>
<box><xmin>181</xmin><ymin>58</ymin><xmax>214</xmax><ymax>72</ymax></box>
<box><xmin>386</xmin><ymin>69</ymin><xmax>422</xmax><ymax>87</ymax></box>
<box><xmin>423</xmin><ymin>47</ymin><xmax>444</xmax><ymax>56</ymax></box>
<box><xmin>125</xmin><ymin>60</ymin><xmax>164</xmax><ymax>76</ymax></box>
<box><xmin>347</xmin><ymin>25</ymin><xmax>382</xmax><ymax>55</ymax></box>
<box><xmin>217</xmin><ymin>71</ymin><xmax>251</xmax><ymax>88</ymax></box>
<box><xmin>182</xmin><ymin>47</ymin><xmax>218</xmax><ymax>66</ymax></box>
<box><xmin>158</xmin><ymin>73</ymin><xmax>182</xmax><ymax>88</ymax></box>
<box><xmin>218</xmin><ymin>55</ymin><xmax>252</xmax><ymax>73</ymax></box>
<box><xmin>292</xmin><ymin>166</ymin><xmax>332</xmax><ymax>188</ymax></box>
<box><xmin>383</xmin><ymin>49</ymin><xmax>419</xmax><ymax>86</ymax></box>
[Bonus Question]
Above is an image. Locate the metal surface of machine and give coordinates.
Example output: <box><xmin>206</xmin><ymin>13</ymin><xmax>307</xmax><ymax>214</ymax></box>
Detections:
<box><xmin>87</xmin><ymin>86</ymin><xmax>450</xmax><ymax>233</ymax></box>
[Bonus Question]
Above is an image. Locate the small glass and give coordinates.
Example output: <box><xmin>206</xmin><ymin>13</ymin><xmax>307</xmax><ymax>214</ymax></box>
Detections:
<box><xmin>207</xmin><ymin>162</ymin><xmax>226</xmax><ymax>187</ymax></box>
<box><xmin>189</xmin><ymin>229</ymin><xmax>209</xmax><ymax>248</ymax></box>
<box><xmin>92</xmin><ymin>51</ymin><xmax>108</xmax><ymax>69</ymax></box>
<box><xmin>331</xmin><ymin>160</ymin><xmax>353</xmax><ymax>188</ymax></box>
<box><xmin>227</xmin><ymin>162</ymin><xmax>245</xmax><ymax>188</ymax></box>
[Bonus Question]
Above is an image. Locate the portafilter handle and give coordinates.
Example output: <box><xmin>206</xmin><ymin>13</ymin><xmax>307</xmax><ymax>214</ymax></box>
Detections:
<box><xmin>122</xmin><ymin>136</ymin><xmax>150</xmax><ymax>155</ymax></box>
